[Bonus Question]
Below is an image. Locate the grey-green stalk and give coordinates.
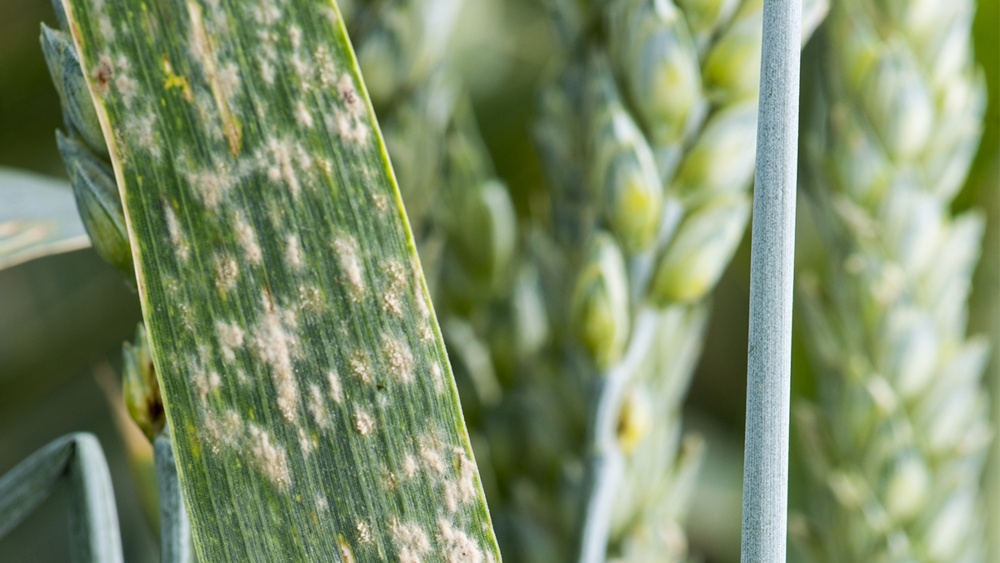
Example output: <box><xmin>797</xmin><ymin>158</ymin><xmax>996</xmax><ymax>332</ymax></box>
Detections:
<box><xmin>794</xmin><ymin>0</ymin><xmax>991</xmax><ymax>560</ymax></box>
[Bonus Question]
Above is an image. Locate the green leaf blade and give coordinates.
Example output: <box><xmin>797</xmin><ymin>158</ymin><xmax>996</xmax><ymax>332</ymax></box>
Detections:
<box><xmin>61</xmin><ymin>0</ymin><xmax>499</xmax><ymax>561</ymax></box>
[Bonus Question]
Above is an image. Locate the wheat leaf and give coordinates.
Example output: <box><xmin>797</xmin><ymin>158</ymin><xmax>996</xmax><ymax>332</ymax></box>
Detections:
<box><xmin>0</xmin><ymin>168</ymin><xmax>89</xmax><ymax>270</ymax></box>
<box><xmin>0</xmin><ymin>433</ymin><xmax>123</xmax><ymax>563</ymax></box>
<box><xmin>59</xmin><ymin>0</ymin><xmax>499</xmax><ymax>560</ymax></box>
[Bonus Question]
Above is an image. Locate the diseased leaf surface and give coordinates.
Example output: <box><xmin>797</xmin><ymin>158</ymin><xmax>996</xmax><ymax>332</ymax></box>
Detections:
<box><xmin>62</xmin><ymin>0</ymin><xmax>499</xmax><ymax>560</ymax></box>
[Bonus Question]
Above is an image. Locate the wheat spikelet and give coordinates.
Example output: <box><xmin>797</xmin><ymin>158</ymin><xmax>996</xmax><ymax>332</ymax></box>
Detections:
<box><xmin>465</xmin><ymin>0</ymin><xmax>826</xmax><ymax>560</ymax></box>
<box><xmin>793</xmin><ymin>0</ymin><xmax>991</xmax><ymax>560</ymax></box>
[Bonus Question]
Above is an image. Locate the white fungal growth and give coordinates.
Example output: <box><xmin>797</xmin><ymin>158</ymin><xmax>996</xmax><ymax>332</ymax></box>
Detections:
<box><xmin>288</xmin><ymin>25</ymin><xmax>302</xmax><ymax>49</ymax></box>
<box><xmin>98</xmin><ymin>15</ymin><xmax>115</xmax><ymax>40</ymax></box>
<box><xmin>187</xmin><ymin>161</ymin><xmax>233</xmax><ymax>210</ymax></box>
<box><xmin>315</xmin><ymin>495</ymin><xmax>329</xmax><ymax>513</ymax></box>
<box><xmin>402</xmin><ymin>453</ymin><xmax>419</xmax><ymax>478</ymax></box>
<box><xmin>298</xmin><ymin>427</ymin><xmax>313</xmax><ymax>456</ymax></box>
<box><xmin>371</xmin><ymin>193</ymin><xmax>389</xmax><ymax>212</ymax></box>
<box><xmin>444</xmin><ymin>480</ymin><xmax>460</xmax><ymax>513</ymax></box>
<box><xmin>215</xmin><ymin>254</ymin><xmax>240</xmax><ymax>292</ymax></box>
<box><xmin>216</xmin><ymin>322</ymin><xmax>245</xmax><ymax>363</ymax></box>
<box><xmin>259</xmin><ymin>57</ymin><xmax>276</xmax><ymax>85</ymax></box>
<box><xmin>455</xmin><ymin>448</ymin><xmax>478</xmax><ymax>506</ymax></box>
<box><xmin>114</xmin><ymin>70</ymin><xmax>139</xmax><ymax>107</ymax></box>
<box><xmin>327</xmin><ymin>370</ymin><xmax>343</xmax><ymax>404</ymax></box>
<box><xmin>194</xmin><ymin>370</ymin><xmax>221</xmax><ymax>402</ymax></box>
<box><xmin>294</xmin><ymin>100</ymin><xmax>314</xmax><ymax>129</ymax></box>
<box><xmin>430</xmin><ymin>362</ymin><xmax>445</xmax><ymax>394</ymax></box>
<box><xmin>217</xmin><ymin>61</ymin><xmax>241</xmax><ymax>99</ymax></box>
<box><xmin>349</xmin><ymin>352</ymin><xmax>373</xmax><ymax>385</ymax></box>
<box><xmin>331</xmin><ymin>110</ymin><xmax>371</xmax><ymax>147</ymax></box>
<box><xmin>286</xmin><ymin>235</ymin><xmax>304</xmax><ymax>270</ymax></box>
<box><xmin>419</xmin><ymin>434</ymin><xmax>446</xmax><ymax>475</ymax></box>
<box><xmin>261</xmin><ymin>137</ymin><xmax>301</xmax><ymax>197</ymax></box>
<box><xmin>297</xmin><ymin>285</ymin><xmax>322</xmax><ymax>310</ymax></box>
<box><xmin>354</xmin><ymin>408</ymin><xmax>375</xmax><ymax>436</ymax></box>
<box><xmin>356</xmin><ymin>521</ymin><xmax>374</xmax><ymax>544</ymax></box>
<box><xmin>438</xmin><ymin>519</ymin><xmax>484</xmax><ymax>563</ymax></box>
<box><xmin>382</xmin><ymin>334</ymin><xmax>414</xmax><ymax>383</ymax></box>
<box><xmin>253</xmin><ymin>293</ymin><xmax>299</xmax><ymax>422</ymax></box>
<box><xmin>315</xmin><ymin>46</ymin><xmax>337</xmax><ymax>87</ymax></box>
<box><xmin>390</xmin><ymin>519</ymin><xmax>431</xmax><ymax>563</ymax></box>
<box><xmin>337</xmin><ymin>73</ymin><xmax>363</xmax><ymax>116</ymax></box>
<box><xmin>248</xmin><ymin>424</ymin><xmax>291</xmax><ymax>490</ymax></box>
<box><xmin>202</xmin><ymin>409</ymin><xmax>243</xmax><ymax>454</ymax></box>
<box><xmin>382</xmin><ymin>291</ymin><xmax>404</xmax><ymax>317</ymax></box>
<box><xmin>234</xmin><ymin>211</ymin><xmax>262</xmax><ymax>264</ymax></box>
<box><xmin>308</xmin><ymin>383</ymin><xmax>331</xmax><ymax>428</ymax></box>
<box><xmin>125</xmin><ymin>114</ymin><xmax>160</xmax><ymax>159</ymax></box>
<box><xmin>334</xmin><ymin>236</ymin><xmax>366</xmax><ymax>299</ymax></box>
<box><xmin>384</xmin><ymin>260</ymin><xmax>407</xmax><ymax>289</ymax></box>
<box><xmin>251</xmin><ymin>0</ymin><xmax>281</xmax><ymax>25</ymax></box>
<box><xmin>163</xmin><ymin>202</ymin><xmax>190</xmax><ymax>262</ymax></box>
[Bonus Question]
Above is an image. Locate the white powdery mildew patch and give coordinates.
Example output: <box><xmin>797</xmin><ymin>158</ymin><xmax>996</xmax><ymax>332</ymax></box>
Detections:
<box><xmin>337</xmin><ymin>73</ymin><xmax>364</xmax><ymax>117</ymax></box>
<box><xmin>216</xmin><ymin>321</ymin><xmax>245</xmax><ymax>363</ymax></box>
<box><xmin>413</xmin><ymin>261</ymin><xmax>430</xmax><ymax>318</ymax></box>
<box><xmin>353</xmin><ymin>408</ymin><xmax>375</xmax><ymax>437</ymax></box>
<box><xmin>297</xmin><ymin>285</ymin><xmax>322</xmax><ymax>310</ymax></box>
<box><xmin>194</xmin><ymin>369</ymin><xmax>222</xmax><ymax>402</ymax></box>
<box><xmin>371</xmin><ymin>193</ymin><xmax>389</xmax><ymax>212</ymax></box>
<box><xmin>445</xmin><ymin>448</ymin><xmax>479</xmax><ymax>513</ymax></box>
<box><xmin>298</xmin><ymin>426</ymin><xmax>313</xmax><ymax>456</ymax></box>
<box><xmin>285</xmin><ymin>235</ymin><xmax>304</xmax><ymax>270</ymax></box>
<box><xmin>384</xmin><ymin>260</ymin><xmax>407</xmax><ymax>288</ymax></box>
<box><xmin>327</xmin><ymin>370</ymin><xmax>343</xmax><ymax>404</ymax></box>
<box><xmin>419</xmin><ymin>433</ymin><xmax>446</xmax><ymax>476</ymax></box>
<box><xmin>124</xmin><ymin>114</ymin><xmax>160</xmax><ymax>159</ymax></box>
<box><xmin>390</xmin><ymin>519</ymin><xmax>431</xmax><ymax>563</ymax></box>
<box><xmin>349</xmin><ymin>351</ymin><xmax>373</xmax><ymax>385</ymax></box>
<box><xmin>315</xmin><ymin>46</ymin><xmax>337</xmax><ymax>87</ymax></box>
<box><xmin>234</xmin><ymin>211</ymin><xmax>263</xmax><ymax>264</ymax></box>
<box><xmin>112</xmin><ymin>55</ymin><xmax>139</xmax><ymax>107</ymax></box>
<box><xmin>98</xmin><ymin>15</ymin><xmax>115</xmax><ymax>41</ymax></box>
<box><xmin>215</xmin><ymin>253</ymin><xmax>240</xmax><ymax>292</ymax></box>
<box><xmin>217</xmin><ymin>61</ymin><xmax>241</xmax><ymax>100</ymax></box>
<box><xmin>402</xmin><ymin>453</ymin><xmax>419</xmax><ymax>479</ymax></box>
<box><xmin>333</xmin><ymin>236</ymin><xmax>366</xmax><ymax>300</ymax></box>
<box><xmin>186</xmin><ymin>159</ymin><xmax>236</xmax><ymax>210</ymax></box>
<box><xmin>308</xmin><ymin>383</ymin><xmax>331</xmax><ymax>428</ymax></box>
<box><xmin>315</xmin><ymin>494</ymin><xmax>329</xmax><ymax>513</ymax></box>
<box><xmin>260</xmin><ymin>137</ymin><xmax>301</xmax><ymax>197</ymax></box>
<box><xmin>438</xmin><ymin>519</ymin><xmax>485</xmax><ymax>563</ymax></box>
<box><xmin>329</xmin><ymin>109</ymin><xmax>371</xmax><ymax>148</ymax></box>
<box><xmin>382</xmin><ymin>334</ymin><xmax>414</xmax><ymax>384</ymax></box>
<box><xmin>248</xmin><ymin>424</ymin><xmax>291</xmax><ymax>490</ymax></box>
<box><xmin>294</xmin><ymin>100</ymin><xmax>314</xmax><ymax>129</ymax></box>
<box><xmin>163</xmin><ymin>202</ymin><xmax>190</xmax><ymax>262</ymax></box>
<box><xmin>252</xmin><ymin>293</ymin><xmax>300</xmax><ymax>422</ymax></box>
<box><xmin>430</xmin><ymin>362</ymin><xmax>445</xmax><ymax>395</ymax></box>
<box><xmin>356</xmin><ymin>520</ymin><xmax>374</xmax><ymax>544</ymax></box>
<box><xmin>202</xmin><ymin>409</ymin><xmax>243</xmax><ymax>454</ymax></box>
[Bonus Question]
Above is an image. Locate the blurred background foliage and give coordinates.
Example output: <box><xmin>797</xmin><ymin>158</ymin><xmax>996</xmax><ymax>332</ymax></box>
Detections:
<box><xmin>0</xmin><ymin>0</ymin><xmax>995</xmax><ymax>561</ymax></box>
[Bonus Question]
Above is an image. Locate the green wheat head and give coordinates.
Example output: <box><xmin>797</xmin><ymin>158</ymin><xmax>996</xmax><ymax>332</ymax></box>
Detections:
<box><xmin>469</xmin><ymin>0</ymin><xmax>827</xmax><ymax>560</ymax></box>
<box><xmin>794</xmin><ymin>0</ymin><xmax>991</xmax><ymax>560</ymax></box>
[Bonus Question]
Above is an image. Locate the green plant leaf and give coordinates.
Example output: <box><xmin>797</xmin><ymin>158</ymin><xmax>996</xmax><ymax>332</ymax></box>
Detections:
<box><xmin>0</xmin><ymin>433</ymin><xmax>123</xmax><ymax>563</ymax></box>
<box><xmin>0</xmin><ymin>168</ymin><xmax>88</xmax><ymax>271</ymax></box>
<box><xmin>60</xmin><ymin>0</ymin><xmax>499</xmax><ymax>561</ymax></box>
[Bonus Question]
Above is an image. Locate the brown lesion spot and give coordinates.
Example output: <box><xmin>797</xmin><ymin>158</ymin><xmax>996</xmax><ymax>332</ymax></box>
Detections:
<box><xmin>94</xmin><ymin>56</ymin><xmax>114</xmax><ymax>94</ymax></box>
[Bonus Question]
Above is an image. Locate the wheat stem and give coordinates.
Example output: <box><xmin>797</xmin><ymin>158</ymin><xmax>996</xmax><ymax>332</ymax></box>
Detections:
<box><xmin>740</xmin><ymin>1</ymin><xmax>801</xmax><ymax>561</ymax></box>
